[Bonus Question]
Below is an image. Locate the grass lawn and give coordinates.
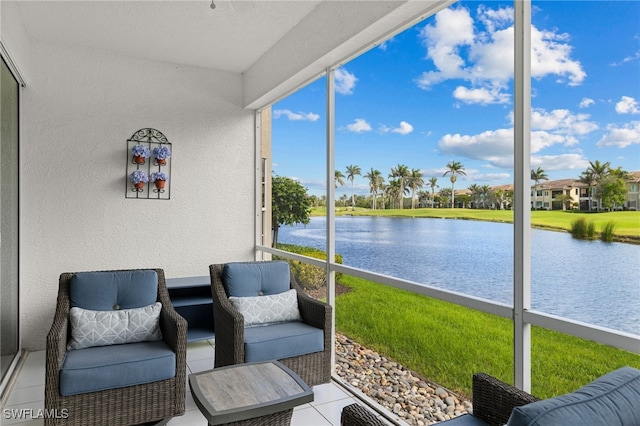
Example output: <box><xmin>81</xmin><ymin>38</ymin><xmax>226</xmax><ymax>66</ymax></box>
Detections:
<box><xmin>312</xmin><ymin>207</ymin><xmax>640</xmax><ymax>240</ymax></box>
<box><xmin>335</xmin><ymin>274</ymin><xmax>640</xmax><ymax>400</ymax></box>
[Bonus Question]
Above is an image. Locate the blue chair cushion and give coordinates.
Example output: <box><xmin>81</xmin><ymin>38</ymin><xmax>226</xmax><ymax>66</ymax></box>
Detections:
<box><xmin>60</xmin><ymin>340</ymin><xmax>175</xmax><ymax>396</ymax></box>
<box><xmin>70</xmin><ymin>270</ymin><xmax>158</xmax><ymax>310</ymax></box>
<box><xmin>243</xmin><ymin>321</ymin><xmax>324</xmax><ymax>363</ymax></box>
<box><xmin>223</xmin><ymin>261</ymin><xmax>290</xmax><ymax>297</ymax></box>
<box><xmin>437</xmin><ymin>414</ymin><xmax>488</xmax><ymax>426</ymax></box>
<box><xmin>506</xmin><ymin>366</ymin><xmax>640</xmax><ymax>426</ymax></box>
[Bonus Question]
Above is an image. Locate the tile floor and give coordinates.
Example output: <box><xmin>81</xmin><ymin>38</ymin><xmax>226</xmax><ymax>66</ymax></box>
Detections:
<box><xmin>2</xmin><ymin>341</ymin><xmax>399</xmax><ymax>425</ymax></box>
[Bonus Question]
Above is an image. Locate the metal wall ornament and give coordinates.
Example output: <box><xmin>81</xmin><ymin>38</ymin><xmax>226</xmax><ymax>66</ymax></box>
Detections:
<box><xmin>125</xmin><ymin>128</ymin><xmax>171</xmax><ymax>199</ymax></box>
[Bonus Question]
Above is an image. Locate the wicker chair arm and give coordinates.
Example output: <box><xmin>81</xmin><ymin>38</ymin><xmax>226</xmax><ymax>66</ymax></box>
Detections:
<box><xmin>292</xmin><ymin>278</ymin><xmax>332</xmax><ymax>331</ymax></box>
<box><xmin>46</xmin><ymin>273</ymin><xmax>73</xmax><ymax>377</ymax></box>
<box><xmin>156</xmin><ymin>270</ymin><xmax>188</xmax><ymax>353</ymax></box>
<box><xmin>210</xmin><ymin>264</ymin><xmax>246</xmax><ymax>367</ymax></box>
<box><xmin>472</xmin><ymin>372</ymin><xmax>540</xmax><ymax>426</ymax></box>
<box><xmin>158</xmin><ymin>307</ymin><xmax>187</xmax><ymax>352</ymax></box>
<box><xmin>341</xmin><ymin>403</ymin><xmax>388</xmax><ymax>426</ymax></box>
<box><xmin>45</xmin><ymin>302</ymin><xmax>70</xmax><ymax>406</ymax></box>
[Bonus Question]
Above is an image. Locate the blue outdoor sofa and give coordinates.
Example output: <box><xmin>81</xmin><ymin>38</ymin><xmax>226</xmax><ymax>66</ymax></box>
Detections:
<box><xmin>341</xmin><ymin>366</ymin><xmax>640</xmax><ymax>426</ymax></box>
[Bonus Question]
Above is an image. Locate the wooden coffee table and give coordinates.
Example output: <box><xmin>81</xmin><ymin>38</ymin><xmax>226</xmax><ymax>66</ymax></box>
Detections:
<box><xmin>189</xmin><ymin>361</ymin><xmax>314</xmax><ymax>425</ymax></box>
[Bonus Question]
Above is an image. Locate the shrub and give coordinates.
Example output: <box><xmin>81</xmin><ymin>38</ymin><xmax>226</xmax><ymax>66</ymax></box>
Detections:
<box><xmin>600</xmin><ymin>220</ymin><xmax>616</xmax><ymax>242</ymax></box>
<box><xmin>587</xmin><ymin>220</ymin><xmax>596</xmax><ymax>239</ymax></box>
<box><xmin>569</xmin><ymin>217</ymin><xmax>596</xmax><ymax>240</ymax></box>
<box><xmin>274</xmin><ymin>244</ymin><xmax>343</xmax><ymax>290</ymax></box>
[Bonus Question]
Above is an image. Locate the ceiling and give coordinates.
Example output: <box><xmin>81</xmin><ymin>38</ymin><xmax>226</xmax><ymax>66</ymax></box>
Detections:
<box><xmin>13</xmin><ymin>0</ymin><xmax>453</xmax><ymax>108</ymax></box>
<box><xmin>15</xmin><ymin>0</ymin><xmax>323</xmax><ymax>73</ymax></box>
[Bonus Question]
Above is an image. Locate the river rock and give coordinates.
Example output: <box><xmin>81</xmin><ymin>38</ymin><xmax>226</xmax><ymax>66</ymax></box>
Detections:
<box><xmin>335</xmin><ymin>333</ymin><xmax>471</xmax><ymax>425</ymax></box>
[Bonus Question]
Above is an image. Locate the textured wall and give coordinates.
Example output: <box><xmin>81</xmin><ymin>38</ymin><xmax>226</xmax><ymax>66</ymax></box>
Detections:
<box><xmin>20</xmin><ymin>42</ymin><xmax>256</xmax><ymax>350</ymax></box>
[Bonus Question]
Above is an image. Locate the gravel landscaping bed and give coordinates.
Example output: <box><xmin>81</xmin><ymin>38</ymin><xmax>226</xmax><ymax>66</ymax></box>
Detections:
<box><xmin>335</xmin><ymin>333</ymin><xmax>472</xmax><ymax>425</ymax></box>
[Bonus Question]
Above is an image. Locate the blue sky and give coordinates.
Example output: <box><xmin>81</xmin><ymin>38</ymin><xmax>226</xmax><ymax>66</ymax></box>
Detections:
<box><xmin>272</xmin><ymin>1</ymin><xmax>640</xmax><ymax>197</ymax></box>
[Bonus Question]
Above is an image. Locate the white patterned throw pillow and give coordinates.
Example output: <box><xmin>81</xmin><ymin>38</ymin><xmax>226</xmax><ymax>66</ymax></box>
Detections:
<box><xmin>67</xmin><ymin>302</ymin><xmax>163</xmax><ymax>350</ymax></box>
<box><xmin>229</xmin><ymin>289</ymin><xmax>302</xmax><ymax>327</ymax></box>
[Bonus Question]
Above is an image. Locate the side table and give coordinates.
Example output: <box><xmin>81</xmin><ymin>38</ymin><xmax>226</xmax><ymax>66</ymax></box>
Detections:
<box><xmin>189</xmin><ymin>361</ymin><xmax>314</xmax><ymax>426</ymax></box>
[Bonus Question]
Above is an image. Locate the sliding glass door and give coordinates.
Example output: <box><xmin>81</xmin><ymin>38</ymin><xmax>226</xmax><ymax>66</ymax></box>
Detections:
<box><xmin>1</xmin><ymin>56</ymin><xmax>20</xmax><ymax>386</ymax></box>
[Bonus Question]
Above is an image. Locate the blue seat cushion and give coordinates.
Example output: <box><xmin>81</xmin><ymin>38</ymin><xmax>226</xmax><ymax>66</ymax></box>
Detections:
<box><xmin>243</xmin><ymin>321</ymin><xmax>324</xmax><ymax>363</ymax></box>
<box><xmin>223</xmin><ymin>261</ymin><xmax>290</xmax><ymax>297</ymax></box>
<box><xmin>70</xmin><ymin>270</ymin><xmax>158</xmax><ymax>310</ymax></box>
<box><xmin>60</xmin><ymin>341</ymin><xmax>175</xmax><ymax>396</ymax></box>
<box><xmin>437</xmin><ymin>414</ymin><xmax>488</xmax><ymax>426</ymax></box>
<box><xmin>506</xmin><ymin>366</ymin><xmax>640</xmax><ymax>426</ymax></box>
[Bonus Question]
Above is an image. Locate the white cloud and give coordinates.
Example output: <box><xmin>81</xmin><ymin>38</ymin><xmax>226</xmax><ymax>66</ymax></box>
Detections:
<box><xmin>416</xmin><ymin>8</ymin><xmax>475</xmax><ymax>88</ymax></box>
<box><xmin>453</xmin><ymin>86</ymin><xmax>510</xmax><ymax>105</ymax></box>
<box><xmin>615</xmin><ymin>96</ymin><xmax>640</xmax><ymax>114</ymax></box>
<box><xmin>346</xmin><ymin>118</ymin><xmax>372</xmax><ymax>133</ymax></box>
<box><xmin>611</xmin><ymin>50</ymin><xmax>640</xmax><ymax>66</ymax></box>
<box><xmin>438</xmin><ymin>124</ymin><xmax>587</xmax><ymax>169</ymax></box>
<box><xmin>530</xmin><ymin>154</ymin><xmax>589</xmax><ymax>171</ymax></box>
<box><xmin>477</xmin><ymin>4</ymin><xmax>513</xmax><ymax>34</ymax></box>
<box><xmin>596</xmin><ymin>121</ymin><xmax>640</xmax><ymax>148</ymax></box>
<box><xmin>378</xmin><ymin>37</ymin><xmax>395</xmax><ymax>51</ymax></box>
<box><xmin>416</xmin><ymin>5</ymin><xmax>586</xmax><ymax>99</ymax></box>
<box><xmin>273</xmin><ymin>109</ymin><xmax>319</xmax><ymax>122</ymax></box>
<box><xmin>530</xmin><ymin>26</ymin><xmax>585</xmax><ymax>86</ymax></box>
<box><xmin>463</xmin><ymin>168</ymin><xmax>512</xmax><ymax>182</ymax></box>
<box><xmin>393</xmin><ymin>121</ymin><xmax>414</xmax><ymax>135</ymax></box>
<box><xmin>438</xmin><ymin>128</ymin><xmax>514</xmax><ymax>168</ymax></box>
<box><xmin>579</xmin><ymin>98</ymin><xmax>595</xmax><ymax>108</ymax></box>
<box><xmin>530</xmin><ymin>108</ymin><xmax>598</xmax><ymax>136</ymax></box>
<box><xmin>335</xmin><ymin>68</ymin><xmax>358</xmax><ymax>95</ymax></box>
<box><xmin>381</xmin><ymin>121</ymin><xmax>414</xmax><ymax>135</ymax></box>
<box><xmin>623</xmin><ymin>50</ymin><xmax>640</xmax><ymax>63</ymax></box>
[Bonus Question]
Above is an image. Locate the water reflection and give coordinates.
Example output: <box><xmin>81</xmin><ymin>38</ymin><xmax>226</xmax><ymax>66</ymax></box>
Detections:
<box><xmin>279</xmin><ymin>216</ymin><xmax>640</xmax><ymax>335</ymax></box>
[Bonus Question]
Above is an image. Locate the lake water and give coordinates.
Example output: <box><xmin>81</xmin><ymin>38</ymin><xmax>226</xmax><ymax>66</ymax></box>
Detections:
<box><xmin>278</xmin><ymin>216</ymin><xmax>640</xmax><ymax>335</ymax></box>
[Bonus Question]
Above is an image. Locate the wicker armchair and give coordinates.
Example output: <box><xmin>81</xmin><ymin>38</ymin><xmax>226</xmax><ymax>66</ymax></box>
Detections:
<box><xmin>341</xmin><ymin>372</ymin><xmax>540</xmax><ymax>426</ymax></box>
<box><xmin>45</xmin><ymin>269</ymin><xmax>187</xmax><ymax>426</ymax></box>
<box><xmin>209</xmin><ymin>261</ymin><xmax>332</xmax><ymax>387</ymax></box>
<box><xmin>469</xmin><ymin>372</ymin><xmax>539</xmax><ymax>425</ymax></box>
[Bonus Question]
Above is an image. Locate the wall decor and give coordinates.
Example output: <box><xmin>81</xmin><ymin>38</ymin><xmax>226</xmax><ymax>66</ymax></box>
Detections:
<box><xmin>125</xmin><ymin>128</ymin><xmax>171</xmax><ymax>200</ymax></box>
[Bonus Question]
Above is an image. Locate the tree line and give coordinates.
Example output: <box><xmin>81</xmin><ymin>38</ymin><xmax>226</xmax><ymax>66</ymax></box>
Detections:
<box><xmin>271</xmin><ymin>160</ymin><xmax>632</xmax><ymax>245</ymax></box>
<box><xmin>334</xmin><ymin>161</ymin><xmax>467</xmax><ymax>210</ymax></box>
<box><xmin>331</xmin><ymin>160</ymin><xmax>632</xmax><ymax>211</ymax></box>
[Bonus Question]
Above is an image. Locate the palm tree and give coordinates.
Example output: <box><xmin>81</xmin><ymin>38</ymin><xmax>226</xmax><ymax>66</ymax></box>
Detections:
<box><xmin>389</xmin><ymin>164</ymin><xmax>410</xmax><ymax>209</ymax></box>
<box><xmin>609</xmin><ymin>166</ymin><xmax>629</xmax><ymax>180</ymax></box>
<box><xmin>480</xmin><ymin>184</ymin><xmax>491</xmax><ymax>209</ymax></box>
<box><xmin>428</xmin><ymin>177</ymin><xmax>438</xmax><ymax>208</ymax></box>
<box><xmin>378</xmin><ymin>183</ymin><xmax>388</xmax><ymax>209</ymax></box>
<box><xmin>335</xmin><ymin>170</ymin><xmax>346</xmax><ymax>189</ymax></box>
<box><xmin>417</xmin><ymin>190</ymin><xmax>430</xmax><ymax>208</ymax></box>
<box><xmin>439</xmin><ymin>187</ymin><xmax>452</xmax><ymax>208</ymax></box>
<box><xmin>468</xmin><ymin>183</ymin><xmax>480</xmax><ymax>208</ymax></box>
<box><xmin>443</xmin><ymin>161</ymin><xmax>466</xmax><ymax>208</ymax></box>
<box><xmin>386</xmin><ymin>179</ymin><xmax>402</xmax><ymax>209</ymax></box>
<box><xmin>364</xmin><ymin>168</ymin><xmax>384</xmax><ymax>210</ymax></box>
<box><xmin>505</xmin><ymin>189</ymin><xmax>514</xmax><ymax>210</ymax></box>
<box><xmin>530</xmin><ymin>167</ymin><xmax>548</xmax><ymax>210</ymax></box>
<box><xmin>579</xmin><ymin>169</ymin><xmax>595</xmax><ymax>211</ymax></box>
<box><xmin>345</xmin><ymin>165</ymin><xmax>361</xmax><ymax>210</ymax></box>
<box><xmin>587</xmin><ymin>160</ymin><xmax>611</xmax><ymax>210</ymax></box>
<box><xmin>407</xmin><ymin>168</ymin><xmax>424</xmax><ymax>209</ymax></box>
<box><xmin>493</xmin><ymin>189</ymin><xmax>505</xmax><ymax>210</ymax></box>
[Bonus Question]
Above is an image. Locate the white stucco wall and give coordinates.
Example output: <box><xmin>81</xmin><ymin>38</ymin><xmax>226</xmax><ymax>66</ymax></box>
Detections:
<box><xmin>18</xmin><ymin>41</ymin><xmax>256</xmax><ymax>350</ymax></box>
